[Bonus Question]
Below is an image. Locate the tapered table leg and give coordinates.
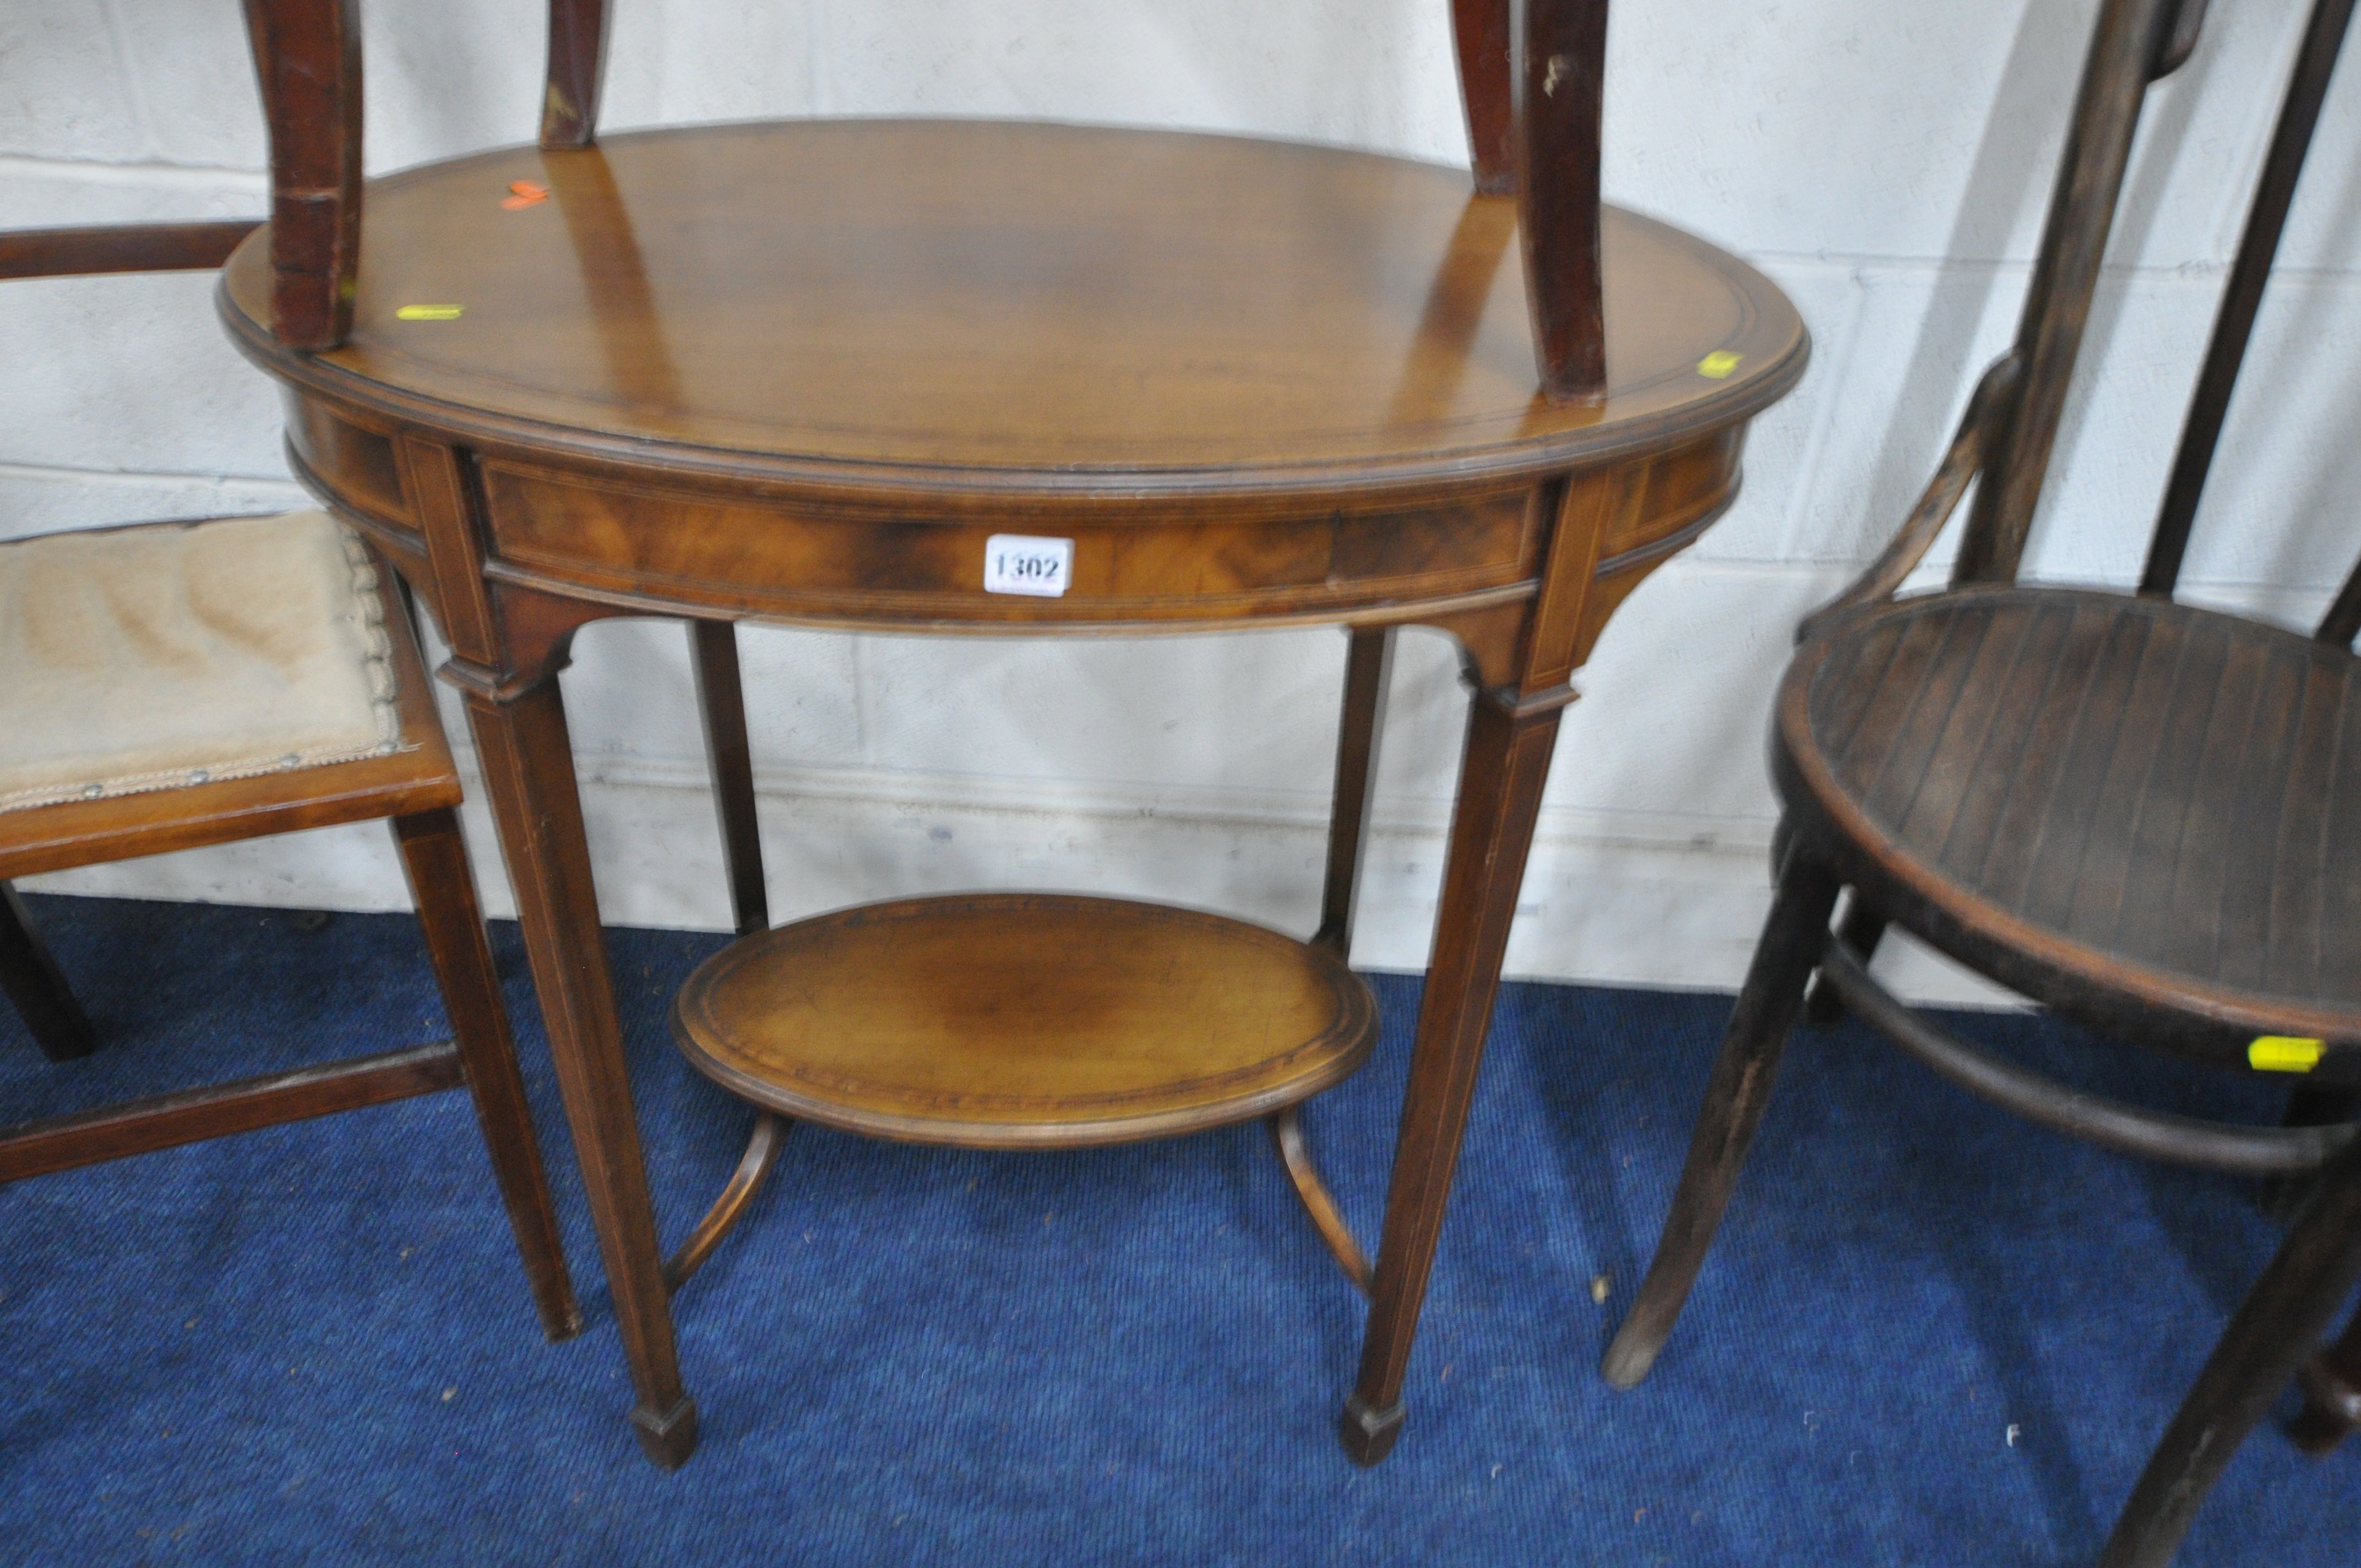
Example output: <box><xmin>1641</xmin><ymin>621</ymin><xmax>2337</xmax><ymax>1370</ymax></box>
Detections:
<box><xmin>1315</xmin><ymin>627</ymin><xmax>1395</xmax><ymax>958</ymax></box>
<box><xmin>1342</xmin><ymin>692</ymin><xmax>1563</xmax><ymax>1464</ymax></box>
<box><xmin>688</xmin><ymin>619</ymin><xmax>769</xmax><ymax>937</ymax></box>
<box><xmin>463</xmin><ymin>673</ymin><xmax>698</xmax><ymax>1469</ymax></box>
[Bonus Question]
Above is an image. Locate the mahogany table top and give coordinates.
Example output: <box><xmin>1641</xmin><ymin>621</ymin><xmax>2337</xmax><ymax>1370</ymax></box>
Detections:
<box><xmin>221</xmin><ymin>119</ymin><xmax>1805</xmax><ymax>503</ymax></box>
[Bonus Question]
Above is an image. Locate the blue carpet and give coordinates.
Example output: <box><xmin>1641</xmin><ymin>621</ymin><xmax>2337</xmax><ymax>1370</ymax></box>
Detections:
<box><xmin>1</xmin><ymin>892</ymin><xmax>2353</xmax><ymax>1565</ymax></box>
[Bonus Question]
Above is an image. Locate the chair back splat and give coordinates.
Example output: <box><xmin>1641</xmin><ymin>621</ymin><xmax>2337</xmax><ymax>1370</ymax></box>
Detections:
<box><xmin>2143</xmin><ymin>0</ymin><xmax>2358</xmax><ymax>603</ymax></box>
<box><xmin>252</xmin><ymin>0</ymin><xmax>1614</xmax><ymax>399</ymax></box>
<box><xmin>1953</xmin><ymin>0</ymin><xmax>2184</xmax><ymax>584</ymax></box>
<box><xmin>1956</xmin><ymin>0</ymin><xmax>2359</xmax><ymax>602</ymax></box>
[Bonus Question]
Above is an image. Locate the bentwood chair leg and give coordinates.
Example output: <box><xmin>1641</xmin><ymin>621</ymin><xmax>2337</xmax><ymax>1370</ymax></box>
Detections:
<box><xmin>2291</xmin><ymin>1302</ymin><xmax>2361</xmax><ymax>1456</ymax></box>
<box><xmin>1802</xmin><ymin>896</ymin><xmax>1885</xmax><ymax>1027</ymax></box>
<box><xmin>2285</xmin><ymin>1085</ymin><xmax>2361</xmax><ymax>1130</ymax></box>
<box><xmin>687</xmin><ymin>620</ymin><xmax>769</xmax><ymax>938</ymax></box>
<box><xmin>393</xmin><ymin>809</ymin><xmax>583</xmax><ymax>1343</ymax></box>
<box><xmin>2098</xmin><ymin>1137</ymin><xmax>2361</xmax><ymax>1568</ymax></box>
<box><xmin>0</xmin><ymin>881</ymin><xmax>99</xmax><ymax>1063</ymax></box>
<box><xmin>2260</xmin><ymin>1085</ymin><xmax>2361</xmax><ymax>1220</ymax></box>
<box><xmin>1601</xmin><ymin>847</ymin><xmax>1841</xmax><ymax>1390</ymax></box>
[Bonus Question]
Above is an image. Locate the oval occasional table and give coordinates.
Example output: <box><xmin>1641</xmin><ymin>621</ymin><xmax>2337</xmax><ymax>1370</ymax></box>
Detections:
<box><xmin>219</xmin><ymin>118</ymin><xmax>1805</xmax><ymax>1469</ymax></box>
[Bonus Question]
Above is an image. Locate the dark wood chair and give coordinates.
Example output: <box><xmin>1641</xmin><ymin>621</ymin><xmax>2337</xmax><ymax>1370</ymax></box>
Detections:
<box><xmin>0</xmin><ymin>228</ymin><xmax>579</xmax><ymax>1347</ymax></box>
<box><xmin>1599</xmin><ymin>0</ymin><xmax>2361</xmax><ymax>1563</ymax></box>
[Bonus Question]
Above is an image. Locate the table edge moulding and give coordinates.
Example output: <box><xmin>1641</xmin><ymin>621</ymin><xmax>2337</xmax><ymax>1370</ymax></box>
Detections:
<box><xmin>220</xmin><ymin>0</ymin><xmax>1807</xmax><ymax>1475</ymax></box>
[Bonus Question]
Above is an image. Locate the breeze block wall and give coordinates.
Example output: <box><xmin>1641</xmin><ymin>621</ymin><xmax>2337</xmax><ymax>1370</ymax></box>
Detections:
<box><xmin>8</xmin><ymin>0</ymin><xmax>2359</xmax><ymax>1004</ymax></box>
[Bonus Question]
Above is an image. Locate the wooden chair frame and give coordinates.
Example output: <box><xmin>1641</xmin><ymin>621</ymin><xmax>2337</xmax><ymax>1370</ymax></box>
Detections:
<box><xmin>0</xmin><ymin>236</ymin><xmax>580</xmax><ymax>1343</ymax></box>
<box><xmin>1601</xmin><ymin>1</ymin><xmax>2361</xmax><ymax>1562</ymax></box>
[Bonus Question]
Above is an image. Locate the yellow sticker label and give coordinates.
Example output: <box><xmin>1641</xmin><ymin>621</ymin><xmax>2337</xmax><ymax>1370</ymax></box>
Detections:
<box><xmin>2249</xmin><ymin>1036</ymin><xmax>2324</xmax><ymax>1072</ymax></box>
<box><xmin>395</xmin><ymin>303</ymin><xmax>464</xmax><ymax>322</ymax></box>
<box><xmin>1697</xmin><ymin>351</ymin><xmax>1744</xmax><ymax>379</ymax></box>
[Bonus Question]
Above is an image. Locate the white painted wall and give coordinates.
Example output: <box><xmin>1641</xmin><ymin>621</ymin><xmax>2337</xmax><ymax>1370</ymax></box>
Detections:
<box><xmin>8</xmin><ymin>1</ymin><xmax>2360</xmax><ymax>1004</ymax></box>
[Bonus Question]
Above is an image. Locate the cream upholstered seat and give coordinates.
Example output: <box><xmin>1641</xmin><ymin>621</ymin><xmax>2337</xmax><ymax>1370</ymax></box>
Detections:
<box><xmin>0</xmin><ymin>510</ymin><xmax>407</xmax><ymax>815</ymax></box>
<box><xmin>0</xmin><ymin>497</ymin><xmax>580</xmax><ymax>1340</ymax></box>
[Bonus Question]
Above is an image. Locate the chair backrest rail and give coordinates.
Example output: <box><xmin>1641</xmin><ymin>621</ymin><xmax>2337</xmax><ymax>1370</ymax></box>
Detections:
<box><xmin>0</xmin><ymin>222</ymin><xmax>258</xmax><ymax>282</ymax></box>
<box><xmin>2142</xmin><ymin>0</ymin><xmax>2355</xmax><ymax>602</ymax></box>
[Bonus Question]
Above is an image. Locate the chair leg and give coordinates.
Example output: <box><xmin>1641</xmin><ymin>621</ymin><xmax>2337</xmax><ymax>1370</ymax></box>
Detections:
<box><xmin>688</xmin><ymin>619</ymin><xmax>769</xmax><ymax>938</ymax></box>
<box><xmin>2291</xmin><ymin>1304</ymin><xmax>2361</xmax><ymax>1456</ymax></box>
<box><xmin>2285</xmin><ymin>1086</ymin><xmax>2361</xmax><ymax>1128</ymax></box>
<box><xmin>0</xmin><ymin>881</ymin><xmax>99</xmax><ymax>1062</ymax></box>
<box><xmin>2259</xmin><ymin>1085</ymin><xmax>2361</xmax><ymax>1221</ymax></box>
<box><xmin>392</xmin><ymin>809</ymin><xmax>582</xmax><ymax>1342</ymax></box>
<box><xmin>1802</xmin><ymin>897</ymin><xmax>1885</xmax><ymax>1026</ymax></box>
<box><xmin>1600</xmin><ymin>845</ymin><xmax>1840</xmax><ymax>1390</ymax></box>
<box><xmin>2275</xmin><ymin>1087</ymin><xmax>2361</xmax><ymax>1453</ymax></box>
<box><xmin>2097</xmin><ymin>1137</ymin><xmax>2361</xmax><ymax>1568</ymax></box>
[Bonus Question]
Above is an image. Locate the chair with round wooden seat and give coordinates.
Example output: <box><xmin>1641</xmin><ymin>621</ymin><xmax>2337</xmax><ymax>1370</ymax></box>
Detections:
<box><xmin>1782</xmin><ymin>585</ymin><xmax>2361</xmax><ymax>1097</ymax></box>
<box><xmin>1599</xmin><ymin>0</ymin><xmax>2361</xmax><ymax>1564</ymax></box>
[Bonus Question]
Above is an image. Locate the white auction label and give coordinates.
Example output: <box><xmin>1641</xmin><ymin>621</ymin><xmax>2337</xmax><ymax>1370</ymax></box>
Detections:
<box><xmin>982</xmin><ymin>534</ymin><xmax>1074</xmax><ymax>597</ymax></box>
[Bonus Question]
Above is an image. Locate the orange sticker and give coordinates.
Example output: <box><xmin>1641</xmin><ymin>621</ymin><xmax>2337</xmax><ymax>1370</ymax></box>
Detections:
<box><xmin>501</xmin><ymin>180</ymin><xmax>550</xmax><ymax>210</ymax></box>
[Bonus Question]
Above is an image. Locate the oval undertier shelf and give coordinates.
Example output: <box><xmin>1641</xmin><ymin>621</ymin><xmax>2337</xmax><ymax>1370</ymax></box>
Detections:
<box><xmin>670</xmin><ymin>894</ymin><xmax>1379</xmax><ymax>1148</ymax></box>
